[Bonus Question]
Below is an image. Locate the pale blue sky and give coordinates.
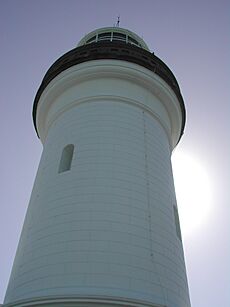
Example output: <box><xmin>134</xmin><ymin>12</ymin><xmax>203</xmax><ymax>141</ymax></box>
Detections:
<box><xmin>0</xmin><ymin>1</ymin><xmax>229</xmax><ymax>306</ymax></box>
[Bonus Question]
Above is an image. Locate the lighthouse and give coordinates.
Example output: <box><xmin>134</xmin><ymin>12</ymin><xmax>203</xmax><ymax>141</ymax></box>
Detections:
<box><xmin>4</xmin><ymin>27</ymin><xmax>191</xmax><ymax>307</ymax></box>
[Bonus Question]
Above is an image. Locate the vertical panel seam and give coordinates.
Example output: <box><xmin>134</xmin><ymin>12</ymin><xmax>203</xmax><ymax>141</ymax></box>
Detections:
<box><xmin>142</xmin><ymin>110</ymin><xmax>168</xmax><ymax>305</ymax></box>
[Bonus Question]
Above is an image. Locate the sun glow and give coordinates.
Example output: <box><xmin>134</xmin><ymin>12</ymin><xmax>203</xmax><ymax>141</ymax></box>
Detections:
<box><xmin>172</xmin><ymin>150</ymin><xmax>212</xmax><ymax>237</ymax></box>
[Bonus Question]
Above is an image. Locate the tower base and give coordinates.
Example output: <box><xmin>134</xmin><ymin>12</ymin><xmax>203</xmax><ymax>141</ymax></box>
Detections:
<box><xmin>3</xmin><ymin>296</ymin><xmax>165</xmax><ymax>307</ymax></box>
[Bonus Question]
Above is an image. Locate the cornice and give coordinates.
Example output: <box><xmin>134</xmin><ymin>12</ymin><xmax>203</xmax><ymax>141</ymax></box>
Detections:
<box><xmin>33</xmin><ymin>41</ymin><xmax>185</xmax><ymax>140</ymax></box>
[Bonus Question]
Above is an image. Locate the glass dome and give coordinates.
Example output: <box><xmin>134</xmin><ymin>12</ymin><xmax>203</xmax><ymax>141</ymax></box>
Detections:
<box><xmin>78</xmin><ymin>27</ymin><xmax>150</xmax><ymax>51</ymax></box>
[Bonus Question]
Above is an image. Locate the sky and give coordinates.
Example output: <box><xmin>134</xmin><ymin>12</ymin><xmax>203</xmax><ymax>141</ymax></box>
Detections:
<box><xmin>0</xmin><ymin>0</ymin><xmax>229</xmax><ymax>306</ymax></box>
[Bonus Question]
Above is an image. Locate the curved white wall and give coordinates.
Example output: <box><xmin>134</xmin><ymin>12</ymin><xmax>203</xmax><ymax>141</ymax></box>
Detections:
<box><xmin>4</xmin><ymin>60</ymin><xmax>190</xmax><ymax>307</ymax></box>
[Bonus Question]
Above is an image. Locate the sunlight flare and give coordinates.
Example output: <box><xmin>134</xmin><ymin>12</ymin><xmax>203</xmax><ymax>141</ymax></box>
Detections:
<box><xmin>172</xmin><ymin>150</ymin><xmax>212</xmax><ymax>237</ymax></box>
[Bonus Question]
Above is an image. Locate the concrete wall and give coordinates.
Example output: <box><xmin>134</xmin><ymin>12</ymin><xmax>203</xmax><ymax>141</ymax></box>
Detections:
<box><xmin>4</xmin><ymin>60</ymin><xmax>190</xmax><ymax>307</ymax></box>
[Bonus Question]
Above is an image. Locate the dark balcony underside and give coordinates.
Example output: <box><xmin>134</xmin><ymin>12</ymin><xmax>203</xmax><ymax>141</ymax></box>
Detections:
<box><xmin>33</xmin><ymin>41</ymin><xmax>185</xmax><ymax>140</ymax></box>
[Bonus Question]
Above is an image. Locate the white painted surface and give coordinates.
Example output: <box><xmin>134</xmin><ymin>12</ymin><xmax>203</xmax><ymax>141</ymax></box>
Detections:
<box><xmin>4</xmin><ymin>59</ymin><xmax>190</xmax><ymax>307</ymax></box>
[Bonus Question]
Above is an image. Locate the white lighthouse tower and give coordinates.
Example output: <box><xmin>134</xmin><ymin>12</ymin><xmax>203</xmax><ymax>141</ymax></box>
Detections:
<box><xmin>4</xmin><ymin>27</ymin><xmax>191</xmax><ymax>307</ymax></box>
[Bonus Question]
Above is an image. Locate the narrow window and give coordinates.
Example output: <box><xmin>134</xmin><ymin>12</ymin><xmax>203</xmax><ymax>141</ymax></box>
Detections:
<box><xmin>173</xmin><ymin>205</ymin><xmax>182</xmax><ymax>241</ymax></box>
<box><xmin>58</xmin><ymin>144</ymin><xmax>74</xmax><ymax>173</ymax></box>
